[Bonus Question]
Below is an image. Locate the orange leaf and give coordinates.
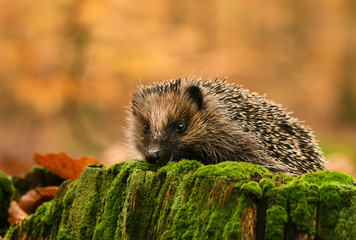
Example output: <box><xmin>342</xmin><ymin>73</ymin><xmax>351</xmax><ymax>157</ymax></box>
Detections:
<box><xmin>33</xmin><ymin>152</ymin><xmax>100</xmax><ymax>180</ymax></box>
<box><xmin>36</xmin><ymin>186</ymin><xmax>59</xmax><ymax>198</ymax></box>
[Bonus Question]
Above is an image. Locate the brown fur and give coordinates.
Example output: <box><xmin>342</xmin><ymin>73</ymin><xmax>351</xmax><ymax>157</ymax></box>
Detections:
<box><xmin>126</xmin><ymin>78</ymin><xmax>326</xmax><ymax>175</ymax></box>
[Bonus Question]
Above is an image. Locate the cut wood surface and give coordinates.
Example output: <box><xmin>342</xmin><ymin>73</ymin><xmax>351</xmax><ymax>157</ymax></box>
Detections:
<box><xmin>4</xmin><ymin>160</ymin><xmax>356</xmax><ymax>240</ymax></box>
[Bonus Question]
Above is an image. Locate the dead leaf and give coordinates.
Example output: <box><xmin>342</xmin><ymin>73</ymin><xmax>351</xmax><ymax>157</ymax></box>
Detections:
<box><xmin>33</xmin><ymin>152</ymin><xmax>99</xmax><ymax>180</ymax></box>
<box><xmin>36</xmin><ymin>186</ymin><xmax>58</xmax><ymax>198</ymax></box>
<box><xmin>18</xmin><ymin>187</ymin><xmax>59</xmax><ymax>214</ymax></box>
<box><xmin>8</xmin><ymin>201</ymin><xmax>28</xmax><ymax>225</ymax></box>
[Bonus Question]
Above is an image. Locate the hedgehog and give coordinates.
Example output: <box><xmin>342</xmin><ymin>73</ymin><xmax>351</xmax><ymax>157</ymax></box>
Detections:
<box><xmin>126</xmin><ymin>77</ymin><xmax>326</xmax><ymax>175</ymax></box>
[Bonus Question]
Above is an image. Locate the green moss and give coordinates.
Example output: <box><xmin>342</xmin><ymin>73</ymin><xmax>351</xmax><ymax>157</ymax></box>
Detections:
<box><xmin>264</xmin><ymin>186</ymin><xmax>289</xmax><ymax>239</ymax></box>
<box><xmin>26</xmin><ymin>201</ymin><xmax>53</xmax><ymax>239</ymax></box>
<box><xmin>271</xmin><ymin>172</ymin><xmax>295</xmax><ymax>186</ymax></box>
<box><xmin>6</xmin><ymin>180</ymin><xmax>76</xmax><ymax>240</ymax></box>
<box><xmin>287</xmin><ymin>181</ymin><xmax>318</xmax><ymax>234</ymax></box>
<box><xmin>59</xmin><ymin>180</ymin><xmax>77</xmax><ymax>225</ymax></box>
<box><xmin>160</xmin><ymin>176</ymin><xmax>216</xmax><ymax>239</ymax></box>
<box><xmin>118</xmin><ymin>169</ymin><xmax>158</xmax><ymax>239</ymax></box>
<box><xmin>194</xmin><ymin>161</ymin><xmax>269</xmax><ymax>180</ymax></box>
<box><xmin>318</xmin><ymin>183</ymin><xmax>355</xmax><ymax>240</ymax></box>
<box><xmin>3</xmin><ymin>170</ymin><xmax>66</xmax><ymax>239</ymax></box>
<box><xmin>4</xmin><ymin>224</ymin><xmax>21</xmax><ymax>240</ymax></box>
<box><xmin>0</xmin><ymin>172</ymin><xmax>14</xmax><ymax>231</ymax></box>
<box><xmin>161</xmin><ymin>172</ymin><xmax>259</xmax><ymax>240</ymax></box>
<box><xmin>299</xmin><ymin>170</ymin><xmax>355</xmax><ymax>186</ymax></box>
<box><xmin>12</xmin><ymin>166</ymin><xmax>64</xmax><ymax>195</ymax></box>
<box><xmin>204</xmin><ymin>177</ymin><xmax>240</xmax><ymax>239</ymax></box>
<box><xmin>158</xmin><ymin>159</ymin><xmax>202</xmax><ymax>175</ymax></box>
<box><xmin>241</xmin><ymin>181</ymin><xmax>262</xmax><ymax>198</ymax></box>
<box><xmin>222</xmin><ymin>193</ymin><xmax>256</xmax><ymax>239</ymax></box>
<box><xmin>93</xmin><ymin>159</ymin><xmax>150</xmax><ymax>240</ymax></box>
<box><xmin>335</xmin><ymin>195</ymin><xmax>356</xmax><ymax>239</ymax></box>
<box><xmin>78</xmin><ymin>169</ymin><xmax>110</xmax><ymax>239</ymax></box>
<box><xmin>265</xmin><ymin>205</ymin><xmax>288</xmax><ymax>239</ymax></box>
<box><xmin>152</xmin><ymin>173</ymin><xmax>181</xmax><ymax>238</ymax></box>
<box><xmin>4</xmin><ymin>160</ymin><xmax>356</xmax><ymax>239</ymax></box>
<box><xmin>223</xmin><ymin>220</ymin><xmax>241</xmax><ymax>239</ymax></box>
<box><xmin>259</xmin><ymin>177</ymin><xmax>275</xmax><ymax>192</ymax></box>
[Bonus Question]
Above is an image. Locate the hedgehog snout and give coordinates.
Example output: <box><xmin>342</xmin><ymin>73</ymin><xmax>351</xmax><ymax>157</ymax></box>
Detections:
<box><xmin>146</xmin><ymin>147</ymin><xmax>160</xmax><ymax>164</ymax></box>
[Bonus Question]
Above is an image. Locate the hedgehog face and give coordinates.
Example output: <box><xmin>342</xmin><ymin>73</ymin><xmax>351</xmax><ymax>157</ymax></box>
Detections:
<box><xmin>128</xmin><ymin>82</ymin><xmax>211</xmax><ymax>165</ymax></box>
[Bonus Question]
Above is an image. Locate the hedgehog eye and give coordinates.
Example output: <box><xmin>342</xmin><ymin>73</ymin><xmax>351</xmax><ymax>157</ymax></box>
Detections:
<box><xmin>143</xmin><ymin>123</ymin><xmax>150</xmax><ymax>134</ymax></box>
<box><xmin>176</xmin><ymin>121</ymin><xmax>186</xmax><ymax>134</ymax></box>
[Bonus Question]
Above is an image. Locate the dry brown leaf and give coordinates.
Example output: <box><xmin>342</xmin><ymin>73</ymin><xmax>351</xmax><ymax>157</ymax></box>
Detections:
<box><xmin>36</xmin><ymin>186</ymin><xmax>59</xmax><ymax>198</ymax></box>
<box><xmin>33</xmin><ymin>152</ymin><xmax>99</xmax><ymax>180</ymax></box>
<box><xmin>18</xmin><ymin>187</ymin><xmax>59</xmax><ymax>214</ymax></box>
<box><xmin>8</xmin><ymin>201</ymin><xmax>28</xmax><ymax>225</ymax></box>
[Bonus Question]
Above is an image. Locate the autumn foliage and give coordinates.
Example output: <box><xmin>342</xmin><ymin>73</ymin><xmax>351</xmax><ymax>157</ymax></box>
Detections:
<box><xmin>4</xmin><ymin>152</ymin><xmax>99</xmax><ymax>228</ymax></box>
<box><xmin>33</xmin><ymin>152</ymin><xmax>99</xmax><ymax>181</ymax></box>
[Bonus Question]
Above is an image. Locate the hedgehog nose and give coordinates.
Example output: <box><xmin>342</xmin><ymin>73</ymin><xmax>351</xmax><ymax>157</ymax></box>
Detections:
<box><xmin>146</xmin><ymin>148</ymin><xmax>160</xmax><ymax>164</ymax></box>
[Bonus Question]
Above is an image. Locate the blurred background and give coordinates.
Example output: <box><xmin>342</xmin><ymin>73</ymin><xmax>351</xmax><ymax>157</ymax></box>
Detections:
<box><xmin>0</xmin><ymin>0</ymin><xmax>355</xmax><ymax>177</ymax></box>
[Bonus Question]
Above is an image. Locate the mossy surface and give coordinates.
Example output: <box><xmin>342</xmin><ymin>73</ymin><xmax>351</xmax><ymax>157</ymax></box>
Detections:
<box><xmin>12</xmin><ymin>166</ymin><xmax>64</xmax><ymax>196</ymax></box>
<box><xmin>5</xmin><ymin>160</ymin><xmax>356</xmax><ymax>240</ymax></box>
<box><xmin>0</xmin><ymin>172</ymin><xmax>14</xmax><ymax>234</ymax></box>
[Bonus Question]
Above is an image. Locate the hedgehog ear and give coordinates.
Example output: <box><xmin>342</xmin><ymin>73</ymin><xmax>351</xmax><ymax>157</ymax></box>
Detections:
<box><xmin>185</xmin><ymin>86</ymin><xmax>203</xmax><ymax>110</ymax></box>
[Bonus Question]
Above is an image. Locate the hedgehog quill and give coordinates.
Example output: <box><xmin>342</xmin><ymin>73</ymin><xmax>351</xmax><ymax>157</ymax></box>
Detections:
<box><xmin>126</xmin><ymin>78</ymin><xmax>326</xmax><ymax>175</ymax></box>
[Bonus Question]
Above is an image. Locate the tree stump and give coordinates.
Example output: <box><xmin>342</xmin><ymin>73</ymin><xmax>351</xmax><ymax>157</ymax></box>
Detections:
<box><xmin>5</xmin><ymin>160</ymin><xmax>356</xmax><ymax>240</ymax></box>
